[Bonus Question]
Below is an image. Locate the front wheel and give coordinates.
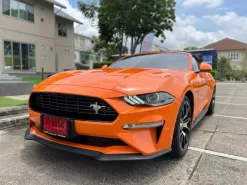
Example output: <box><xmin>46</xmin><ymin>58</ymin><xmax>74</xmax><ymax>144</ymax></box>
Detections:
<box><xmin>170</xmin><ymin>96</ymin><xmax>192</xmax><ymax>158</ymax></box>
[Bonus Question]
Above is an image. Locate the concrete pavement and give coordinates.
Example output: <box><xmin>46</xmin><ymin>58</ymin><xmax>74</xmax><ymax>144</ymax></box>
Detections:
<box><xmin>0</xmin><ymin>82</ymin><xmax>247</xmax><ymax>185</ymax></box>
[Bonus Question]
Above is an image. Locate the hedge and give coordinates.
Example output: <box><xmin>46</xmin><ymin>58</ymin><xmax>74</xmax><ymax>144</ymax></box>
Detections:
<box><xmin>211</xmin><ymin>70</ymin><xmax>217</xmax><ymax>79</ymax></box>
<box><xmin>93</xmin><ymin>61</ymin><xmax>114</xmax><ymax>69</ymax></box>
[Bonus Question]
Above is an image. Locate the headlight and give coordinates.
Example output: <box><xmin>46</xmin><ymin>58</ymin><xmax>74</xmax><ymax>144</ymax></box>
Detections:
<box><xmin>122</xmin><ymin>92</ymin><xmax>175</xmax><ymax>107</ymax></box>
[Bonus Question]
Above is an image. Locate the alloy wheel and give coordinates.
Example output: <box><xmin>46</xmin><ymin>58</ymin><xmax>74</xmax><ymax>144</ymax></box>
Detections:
<box><xmin>179</xmin><ymin>101</ymin><xmax>191</xmax><ymax>150</ymax></box>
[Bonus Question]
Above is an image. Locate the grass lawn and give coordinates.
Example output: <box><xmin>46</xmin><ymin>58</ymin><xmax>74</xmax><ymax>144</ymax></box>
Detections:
<box><xmin>0</xmin><ymin>97</ymin><xmax>28</xmax><ymax>108</ymax></box>
<box><xmin>23</xmin><ymin>78</ymin><xmax>43</xmax><ymax>85</ymax></box>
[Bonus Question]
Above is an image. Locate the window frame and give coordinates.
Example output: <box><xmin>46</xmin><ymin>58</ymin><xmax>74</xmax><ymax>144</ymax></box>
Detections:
<box><xmin>191</xmin><ymin>57</ymin><xmax>200</xmax><ymax>73</ymax></box>
<box><xmin>2</xmin><ymin>0</ymin><xmax>34</xmax><ymax>23</ymax></box>
<box><xmin>109</xmin><ymin>53</ymin><xmax>189</xmax><ymax>70</ymax></box>
<box><xmin>3</xmin><ymin>40</ymin><xmax>36</xmax><ymax>71</ymax></box>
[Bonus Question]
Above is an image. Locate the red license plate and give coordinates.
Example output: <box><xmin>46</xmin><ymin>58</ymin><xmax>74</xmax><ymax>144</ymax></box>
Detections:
<box><xmin>43</xmin><ymin>115</ymin><xmax>67</xmax><ymax>137</ymax></box>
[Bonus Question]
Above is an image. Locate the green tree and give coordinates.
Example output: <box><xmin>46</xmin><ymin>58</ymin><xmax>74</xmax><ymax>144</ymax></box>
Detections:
<box><xmin>240</xmin><ymin>60</ymin><xmax>247</xmax><ymax>77</ymax></box>
<box><xmin>78</xmin><ymin>0</ymin><xmax>176</xmax><ymax>54</ymax></box>
<box><xmin>79</xmin><ymin>0</ymin><xmax>126</xmax><ymax>56</ymax></box>
<box><xmin>91</xmin><ymin>36</ymin><xmax>127</xmax><ymax>58</ymax></box>
<box><xmin>217</xmin><ymin>56</ymin><xmax>232</xmax><ymax>78</ymax></box>
<box><xmin>184</xmin><ymin>46</ymin><xmax>199</xmax><ymax>50</ymax></box>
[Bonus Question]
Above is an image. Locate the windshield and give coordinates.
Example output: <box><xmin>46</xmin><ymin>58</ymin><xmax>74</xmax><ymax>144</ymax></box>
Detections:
<box><xmin>109</xmin><ymin>53</ymin><xmax>189</xmax><ymax>70</ymax></box>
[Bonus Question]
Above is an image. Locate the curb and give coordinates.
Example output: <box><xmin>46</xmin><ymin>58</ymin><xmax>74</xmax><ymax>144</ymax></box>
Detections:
<box><xmin>0</xmin><ymin>113</ymin><xmax>28</xmax><ymax>130</ymax></box>
<box><xmin>0</xmin><ymin>105</ymin><xmax>28</xmax><ymax>116</ymax></box>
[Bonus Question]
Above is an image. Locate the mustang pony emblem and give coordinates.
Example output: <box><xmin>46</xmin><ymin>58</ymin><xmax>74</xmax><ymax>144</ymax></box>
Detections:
<box><xmin>90</xmin><ymin>102</ymin><xmax>105</xmax><ymax>114</ymax></box>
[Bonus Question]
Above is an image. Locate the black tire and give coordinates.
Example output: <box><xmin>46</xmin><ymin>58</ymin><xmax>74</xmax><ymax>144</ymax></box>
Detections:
<box><xmin>170</xmin><ymin>96</ymin><xmax>192</xmax><ymax>158</ymax></box>
<box><xmin>207</xmin><ymin>88</ymin><xmax>216</xmax><ymax>115</ymax></box>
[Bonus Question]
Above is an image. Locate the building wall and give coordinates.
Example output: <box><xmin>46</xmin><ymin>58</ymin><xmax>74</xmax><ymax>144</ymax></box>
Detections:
<box><xmin>55</xmin><ymin>16</ymin><xmax>74</xmax><ymax>49</ymax></box>
<box><xmin>75</xmin><ymin>50</ymin><xmax>80</xmax><ymax>64</ymax></box>
<box><xmin>0</xmin><ymin>0</ymin><xmax>76</xmax><ymax>73</ymax></box>
<box><xmin>74</xmin><ymin>34</ymin><xmax>94</xmax><ymax>68</ymax></box>
<box><xmin>55</xmin><ymin>16</ymin><xmax>75</xmax><ymax>71</ymax></box>
<box><xmin>0</xmin><ymin>0</ymin><xmax>55</xmax><ymax>39</ymax></box>
<box><xmin>0</xmin><ymin>0</ymin><xmax>56</xmax><ymax>73</ymax></box>
<box><xmin>0</xmin><ymin>28</ymin><xmax>56</xmax><ymax>73</ymax></box>
<box><xmin>218</xmin><ymin>50</ymin><xmax>247</xmax><ymax>70</ymax></box>
<box><xmin>74</xmin><ymin>34</ymin><xmax>93</xmax><ymax>52</ymax></box>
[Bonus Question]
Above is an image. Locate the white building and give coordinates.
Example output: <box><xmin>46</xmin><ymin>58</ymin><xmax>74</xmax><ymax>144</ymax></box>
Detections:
<box><xmin>74</xmin><ymin>33</ymin><xmax>96</xmax><ymax>69</ymax></box>
<box><xmin>0</xmin><ymin>0</ymin><xmax>82</xmax><ymax>77</ymax></box>
<box><xmin>204</xmin><ymin>38</ymin><xmax>247</xmax><ymax>70</ymax></box>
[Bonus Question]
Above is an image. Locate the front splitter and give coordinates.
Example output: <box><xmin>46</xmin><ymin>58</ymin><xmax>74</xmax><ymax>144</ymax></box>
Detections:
<box><xmin>24</xmin><ymin>128</ymin><xmax>172</xmax><ymax>161</ymax></box>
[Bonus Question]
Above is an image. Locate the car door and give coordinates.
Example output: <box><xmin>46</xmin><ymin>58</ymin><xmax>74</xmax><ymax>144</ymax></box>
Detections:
<box><xmin>191</xmin><ymin>57</ymin><xmax>208</xmax><ymax>119</ymax></box>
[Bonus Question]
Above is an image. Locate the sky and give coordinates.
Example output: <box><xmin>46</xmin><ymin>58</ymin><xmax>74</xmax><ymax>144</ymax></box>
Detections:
<box><xmin>57</xmin><ymin>0</ymin><xmax>247</xmax><ymax>50</ymax></box>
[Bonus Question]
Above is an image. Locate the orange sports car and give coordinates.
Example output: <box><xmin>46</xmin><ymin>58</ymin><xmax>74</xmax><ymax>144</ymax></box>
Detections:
<box><xmin>25</xmin><ymin>51</ymin><xmax>216</xmax><ymax>161</ymax></box>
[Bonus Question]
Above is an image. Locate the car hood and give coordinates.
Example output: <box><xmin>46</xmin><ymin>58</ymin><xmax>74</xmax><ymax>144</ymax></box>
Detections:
<box><xmin>39</xmin><ymin>68</ymin><xmax>173</xmax><ymax>95</ymax></box>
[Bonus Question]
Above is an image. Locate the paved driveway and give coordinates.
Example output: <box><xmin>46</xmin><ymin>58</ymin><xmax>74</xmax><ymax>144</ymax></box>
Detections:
<box><xmin>0</xmin><ymin>82</ymin><xmax>247</xmax><ymax>185</ymax></box>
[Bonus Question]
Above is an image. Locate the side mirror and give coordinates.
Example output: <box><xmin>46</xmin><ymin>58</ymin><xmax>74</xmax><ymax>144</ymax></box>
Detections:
<box><xmin>101</xmin><ymin>65</ymin><xmax>108</xmax><ymax>69</ymax></box>
<box><xmin>200</xmin><ymin>62</ymin><xmax>212</xmax><ymax>72</ymax></box>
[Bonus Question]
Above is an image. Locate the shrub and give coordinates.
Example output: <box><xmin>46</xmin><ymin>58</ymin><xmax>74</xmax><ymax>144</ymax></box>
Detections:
<box><xmin>211</xmin><ymin>70</ymin><xmax>217</xmax><ymax>79</ymax></box>
<box><xmin>93</xmin><ymin>61</ymin><xmax>114</xmax><ymax>69</ymax></box>
<box><xmin>225</xmin><ymin>71</ymin><xmax>233</xmax><ymax>80</ymax></box>
<box><xmin>75</xmin><ymin>63</ymin><xmax>89</xmax><ymax>70</ymax></box>
<box><xmin>233</xmin><ymin>71</ymin><xmax>241</xmax><ymax>81</ymax></box>
<box><xmin>244</xmin><ymin>73</ymin><xmax>247</xmax><ymax>78</ymax></box>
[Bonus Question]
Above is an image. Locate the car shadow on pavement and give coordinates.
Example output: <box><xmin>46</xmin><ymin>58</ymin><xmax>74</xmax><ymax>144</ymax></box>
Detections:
<box><xmin>20</xmin><ymin>141</ymin><xmax>190</xmax><ymax>185</ymax></box>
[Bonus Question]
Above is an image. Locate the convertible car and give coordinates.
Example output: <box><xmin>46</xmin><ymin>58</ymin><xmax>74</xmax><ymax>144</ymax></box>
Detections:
<box><xmin>25</xmin><ymin>51</ymin><xmax>216</xmax><ymax>161</ymax></box>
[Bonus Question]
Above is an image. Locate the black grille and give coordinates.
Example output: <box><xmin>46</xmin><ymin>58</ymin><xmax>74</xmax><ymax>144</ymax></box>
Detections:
<box><xmin>29</xmin><ymin>93</ymin><xmax>118</xmax><ymax>122</ymax></box>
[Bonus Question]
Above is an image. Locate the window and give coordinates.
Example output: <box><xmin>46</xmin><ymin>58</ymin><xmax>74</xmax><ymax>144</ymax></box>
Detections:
<box><xmin>109</xmin><ymin>53</ymin><xmax>189</xmax><ymax>70</ymax></box>
<box><xmin>2</xmin><ymin>0</ymin><xmax>34</xmax><ymax>22</ymax></box>
<box><xmin>26</xmin><ymin>4</ymin><xmax>34</xmax><ymax>22</ymax></box>
<box><xmin>18</xmin><ymin>1</ymin><xmax>26</xmax><ymax>20</ymax></box>
<box><xmin>228</xmin><ymin>53</ymin><xmax>239</xmax><ymax>59</ymax></box>
<box><xmin>3</xmin><ymin>41</ymin><xmax>35</xmax><ymax>71</ymax></box>
<box><xmin>2</xmin><ymin>0</ymin><xmax>10</xmax><ymax>15</ymax></box>
<box><xmin>4</xmin><ymin>41</ymin><xmax>12</xmax><ymax>70</ymax></box>
<box><xmin>10</xmin><ymin>0</ymin><xmax>18</xmax><ymax>18</ymax></box>
<box><xmin>192</xmin><ymin>58</ymin><xmax>200</xmax><ymax>72</ymax></box>
<box><xmin>58</xmin><ymin>24</ymin><xmax>67</xmax><ymax>37</ymax></box>
<box><xmin>13</xmin><ymin>42</ymin><xmax>21</xmax><ymax>69</ymax></box>
<box><xmin>29</xmin><ymin>45</ymin><xmax>36</xmax><ymax>70</ymax></box>
<box><xmin>21</xmin><ymin>44</ymin><xmax>28</xmax><ymax>70</ymax></box>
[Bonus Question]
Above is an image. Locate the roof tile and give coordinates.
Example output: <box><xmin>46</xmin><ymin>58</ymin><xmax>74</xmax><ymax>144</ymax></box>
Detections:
<box><xmin>204</xmin><ymin>38</ymin><xmax>247</xmax><ymax>51</ymax></box>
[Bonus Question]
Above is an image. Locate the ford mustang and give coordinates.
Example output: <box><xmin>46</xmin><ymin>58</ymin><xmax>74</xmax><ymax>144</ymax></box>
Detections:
<box><xmin>25</xmin><ymin>51</ymin><xmax>216</xmax><ymax>161</ymax></box>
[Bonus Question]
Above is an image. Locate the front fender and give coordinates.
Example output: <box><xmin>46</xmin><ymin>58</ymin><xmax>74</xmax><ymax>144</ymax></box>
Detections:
<box><xmin>157</xmin><ymin>73</ymin><xmax>193</xmax><ymax>102</ymax></box>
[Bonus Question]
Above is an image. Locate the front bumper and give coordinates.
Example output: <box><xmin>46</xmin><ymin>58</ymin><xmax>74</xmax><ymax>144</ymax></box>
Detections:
<box><xmin>28</xmin><ymin>85</ymin><xmax>180</xmax><ymax>157</ymax></box>
<box><xmin>25</xmin><ymin>128</ymin><xmax>171</xmax><ymax>161</ymax></box>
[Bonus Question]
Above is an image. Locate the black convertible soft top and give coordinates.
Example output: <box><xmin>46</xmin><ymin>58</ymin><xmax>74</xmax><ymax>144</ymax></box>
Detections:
<box><xmin>191</xmin><ymin>53</ymin><xmax>203</xmax><ymax>64</ymax></box>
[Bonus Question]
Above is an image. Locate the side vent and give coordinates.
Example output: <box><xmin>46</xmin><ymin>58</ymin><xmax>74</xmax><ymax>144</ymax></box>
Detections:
<box><xmin>156</xmin><ymin>125</ymin><xmax>164</xmax><ymax>143</ymax></box>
